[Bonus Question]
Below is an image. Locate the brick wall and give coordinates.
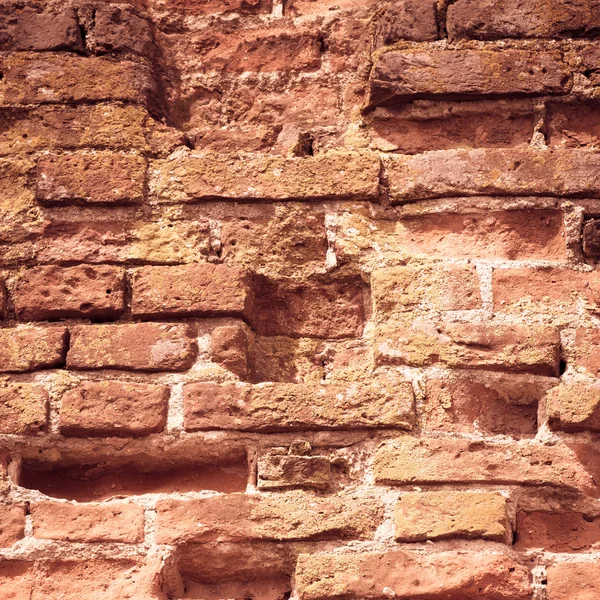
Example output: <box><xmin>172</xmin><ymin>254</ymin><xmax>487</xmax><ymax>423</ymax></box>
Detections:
<box><xmin>1</xmin><ymin>0</ymin><xmax>600</xmax><ymax>598</ymax></box>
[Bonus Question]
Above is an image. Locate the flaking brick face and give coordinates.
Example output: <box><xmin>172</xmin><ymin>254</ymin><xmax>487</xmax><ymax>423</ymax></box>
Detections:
<box><xmin>0</xmin><ymin>0</ymin><xmax>597</xmax><ymax>597</ymax></box>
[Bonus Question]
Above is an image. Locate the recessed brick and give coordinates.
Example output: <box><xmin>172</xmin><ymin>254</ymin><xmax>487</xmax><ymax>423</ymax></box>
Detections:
<box><xmin>210</xmin><ymin>324</ymin><xmax>249</xmax><ymax>378</ymax></box>
<box><xmin>385</xmin><ymin>149</ymin><xmax>600</xmax><ymax>203</ymax></box>
<box><xmin>0</xmin><ymin>327</ymin><xmax>67</xmax><ymax>372</ymax></box>
<box><xmin>67</xmin><ymin>323</ymin><xmax>197</xmax><ymax>371</ymax></box>
<box><xmin>36</xmin><ymin>154</ymin><xmax>146</xmax><ymax>205</ymax></box>
<box><xmin>374</xmin><ymin>437</ymin><xmax>600</xmax><ymax>494</ymax></box>
<box><xmin>257</xmin><ymin>455</ymin><xmax>330</xmax><ymax>490</ymax></box>
<box><xmin>156</xmin><ymin>491</ymin><xmax>384</xmax><ymax>544</ymax></box>
<box><xmin>547</xmin><ymin>563</ymin><xmax>600</xmax><ymax>600</ymax></box>
<box><xmin>583</xmin><ymin>219</ymin><xmax>600</xmax><ymax>258</ymax></box>
<box><xmin>131</xmin><ymin>264</ymin><xmax>251</xmax><ymax>318</ymax></box>
<box><xmin>14</xmin><ymin>265</ymin><xmax>125</xmax><ymax>321</ymax></box>
<box><xmin>367</xmin><ymin>49</ymin><xmax>569</xmax><ymax>108</ymax></box>
<box><xmin>394</xmin><ymin>491</ymin><xmax>510</xmax><ymax>543</ymax></box>
<box><xmin>92</xmin><ymin>6</ymin><xmax>155</xmax><ymax>58</ymax></box>
<box><xmin>149</xmin><ymin>152</ymin><xmax>381</xmax><ymax>203</ymax></box>
<box><xmin>572</xmin><ymin>328</ymin><xmax>600</xmax><ymax>376</ymax></box>
<box><xmin>31</xmin><ymin>501</ymin><xmax>144</xmax><ymax>543</ymax></box>
<box><xmin>183</xmin><ymin>375</ymin><xmax>415</xmax><ymax>431</ymax></box>
<box><xmin>59</xmin><ymin>381</ymin><xmax>169</xmax><ymax>437</ymax></box>
<box><xmin>0</xmin><ymin>383</ymin><xmax>48</xmax><ymax>434</ymax></box>
<box><xmin>295</xmin><ymin>551</ymin><xmax>532</xmax><ymax>600</ymax></box>
<box><xmin>375</xmin><ymin>322</ymin><xmax>560</xmax><ymax>376</ymax></box>
<box><xmin>373</xmin><ymin>0</ymin><xmax>438</xmax><ymax>46</ymax></box>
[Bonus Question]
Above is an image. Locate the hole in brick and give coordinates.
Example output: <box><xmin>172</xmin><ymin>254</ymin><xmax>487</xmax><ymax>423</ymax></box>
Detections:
<box><xmin>559</xmin><ymin>359</ymin><xmax>567</xmax><ymax>375</ymax></box>
<box><xmin>18</xmin><ymin>460</ymin><xmax>248</xmax><ymax>501</ymax></box>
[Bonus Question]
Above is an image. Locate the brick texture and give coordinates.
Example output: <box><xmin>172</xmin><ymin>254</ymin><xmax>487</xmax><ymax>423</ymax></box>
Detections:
<box><xmin>0</xmin><ymin>0</ymin><xmax>596</xmax><ymax>596</ymax></box>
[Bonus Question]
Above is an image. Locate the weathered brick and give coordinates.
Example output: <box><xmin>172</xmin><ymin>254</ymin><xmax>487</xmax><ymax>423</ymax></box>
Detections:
<box><xmin>59</xmin><ymin>381</ymin><xmax>169</xmax><ymax>437</ymax></box>
<box><xmin>35</xmin><ymin>219</ymin><xmax>210</xmax><ymax>265</ymax></box>
<box><xmin>385</xmin><ymin>148</ymin><xmax>600</xmax><ymax>203</ymax></box>
<box><xmin>368</xmin><ymin>100</ymin><xmax>535</xmax><ymax>154</ymax></box>
<box><xmin>546</xmin><ymin>380</ymin><xmax>600</xmax><ymax>433</ymax></box>
<box><xmin>335</xmin><ymin>209</ymin><xmax>566</xmax><ymax>263</ymax></box>
<box><xmin>149</xmin><ymin>153</ymin><xmax>381</xmax><ymax>203</ymax></box>
<box><xmin>156</xmin><ymin>491</ymin><xmax>383</xmax><ymax>543</ymax></box>
<box><xmin>250</xmin><ymin>276</ymin><xmax>366</xmax><ymax>338</ymax></box>
<box><xmin>0</xmin><ymin>54</ymin><xmax>157</xmax><ymax>108</ymax></box>
<box><xmin>14</xmin><ymin>265</ymin><xmax>125</xmax><ymax>321</ymax></box>
<box><xmin>573</xmin><ymin>328</ymin><xmax>600</xmax><ymax>375</ymax></box>
<box><xmin>184</xmin><ymin>374</ymin><xmax>415</xmax><ymax>431</ymax></box>
<box><xmin>0</xmin><ymin>327</ymin><xmax>67</xmax><ymax>372</ymax></box>
<box><xmin>257</xmin><ymin>455</ymin><xmax>330</xmax><ymax>490</ymax></box>
<box><xmin>31</xmin><ymin>501</ymin><xmax>144</xmax><ymax>543</ymax></box>
<box><xmin>286</xmin><ymin>0</ymin><xmax>375</xmax><ymax>16</ymax></box>
<box><xmin>0</xmin><ymin>562</ymin><xmax>33</xmax><ymax>599</ymax></box>
<box><xmin>131</xmin><ymin>264</ymin><xmax>251</xmax><ymax>318</ymax></box>
<box><xmin>548</xmin><ymin>102</ymin><xmax>600</xmax><ymax>148</ymax></box>
<box><xmin>547</xmin><ymin>563</ymin><xmax>600</xmax><ymax>600</ymax></box>
<box><xmin>0</xmin><ymin>383</ymin><xmax>48</xmax><ymax>435</ymax></box>
<box><xmin>448</xmin><ymin>0</ymin><xmax>600</xmax><ymax>40</ymax></box>
<box><xmin>92</xmin><ymin>5</ymin><xmax>155</xmax><ymax>58</ymax></box>
<box><xmin>583</xmin><ymin>219</ymin><xmax>600</xmax><ymax>258</ymax></box>
<box><xmin>374</xmin><ymin>437</ymin><xmax>600</xmax><ymax>494</ymax></box>
<box><xmin>372</xmin><ymin>264</ymin><xmax>481</xmax><ymax>315</ymax></box>
<box><xmin>67</xmin><ymin>323</ymin><xmax>197</xmax><ymax>371</ymax></box>
<box><xmin>367</xmin><ymin>49</ymin><xmax>569</xmax><ymax>108</ymax></box>
<box><xmin>422</xmin><ymin>372</ymin><xmax>556</xmax><ymax>435</ymax></box>
<box><xmin>295</xmin><ymin>551</ymin><xmax>532</xmax><ymax>600</ymax></box>
<box><xmin>493</xmin><ymin>267</ymin><xmax>600</xmax><ymax>315</ymax></box>
<box><xmin>165</xmin><ymin>0</ymin><xmax>272</xmax><ymax>14</ymax></box>
<box><xmin>373</xmin><ymin>0</ymin><xmax>438</xmax><ymax>46</ymax></box>
<box><xmin>375</xmin><ymin>322</ymin><xmax>560</xmax><ymax>376</ymax></box>
<box><xmin>516</xmin><ymin>511</ymin><xmax>600</xmax><ymax>552</ymax></box>
<box><xmin>36</xmin><ymin>154</ymin><xmax>146</xmax><ymax>205</ymax></box>
<box><xmin>0</xmin><ymin>279</ymin><xmax>5</xmax><ymax>318</ymax></box>
<box><xmin>0</xmin><ymin>506</ymin><xmax>25</xmax><ymax>547</ymax></box>
<box><xmin>395</xmin><ymin>491</ymin><xmax>510</xmax><ymax>543</ymax></box>
<box><xmin>0</xmin><ymin>6</ymin><xmax>82</xmax><ymax>52</ymax></box>
<box><xmin>211</xmin><ymin>324</ymin><xmax>249</xmax><ymax>378</ymax></box>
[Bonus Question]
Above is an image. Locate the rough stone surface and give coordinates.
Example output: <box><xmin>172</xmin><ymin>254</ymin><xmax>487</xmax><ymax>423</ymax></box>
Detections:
<box><xmin>0</xmin><ymin>383</ymin><xmax>48</xmax><ymax>434</ymax></box>
<box><xmin>257</xmin><ymin>454</ymin><xmax>331</xmax><ymax>489</ymax></box>
<box><xmin>0</xmin><ymin>327</ymin><xmax>67</xmax><ymax>372</ymax></box>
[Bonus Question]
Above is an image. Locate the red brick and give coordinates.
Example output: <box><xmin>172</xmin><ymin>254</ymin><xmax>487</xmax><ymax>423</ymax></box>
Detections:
<box><xmin>250</xmin><ymin>276</ymin><xmax>366</xmax><ymax>338</ymax></box>
<box><xmin>368</xmin><ymin>100</ymin><xmax>534</xmax><ymax>154</ymax></box>
<box><xmin>59</xmin><ymin>381</ymin><xmax>169</xmax><ymax>437</ymax></box>
<box><xmin>286</xmin><ymin>0</ymin><xmax>375</xmax><ymax>16</ymax></box>
<box><xmin>0</xmin><ymin>383</ymin><xmax>48</xmax><ymax>434</ymax></box>
<box><xmin>257</xmin><ymin>454</ymin><xmax>331</xmax><ymax>490</ymax></box>
<box><xmin>295</xmin><ymin>550</ymin><xmax>532</xmax><ymax>600</ymax></box>
<box><xmin>0</xmin><ymin>506</ymin><xmax>25</xmax><ymax>547</ymax></box>
<box><xmin>516</xmin><ymin>511</ymin><xmax>600</xmax><ymax>552</ymax></box>
<box><xmin>14</xmin><ymin>265</ymin><xmax>125</xmax><ymax>321</ymax></box>
<box><xmin>0</xmin><ymin>6</ymin><xmax>82</xmax><ymax>51</ymax></box>
<box><xmin>374</xmin><ymin>437</ymin><xmax>600</xmax><ymax>494</ymax></box>
<box><xmin>385</xmin><ymin>148</ymin><xmax>600</xmax><ymax>203</ymax></box>
<box><xmin>395</xmin><ymin>491</ymin><xmax>510</xmax><ymax>543</ymax></box>
<box><xmin>131</xmin><ymin>264</ymin><xmax>251</xmax><ymax>318</ymax></box>
<box><xmin>156</xmin><ymin>491</ymin><xmax>384</xmax><ymax>543</ymax></box>
<box><xmin>0</xmin><ymin>562</ymin><xmax>34</xmax><ymax>599</ymax></box>
<box><xmin>373</xmin><ymin>0</ymin><xmax>438</xmax><ymax>46</ymax></box>
<box><xmin>422</xmin><ymin>372</ymin><xmax>555</xmax><ymax>435</ymax></box>
<box><xmin>546</xmin><ymin>381</ymin><xmax>600</xmax><ymax>433</ymax></box>
<box><xmin>372</xmin><ymin>264</ymin><xmax>481</xmax><ymax>315</ymax></box>
<box><xmin>448</xmin><ymin>0</ymin><xmax>600</xmax><ymax>40</ymax></box>
<box><xmin>0</xmin><ymin>54</ymin><xmax>157</xmax><ymax>108</ymax></box>
<box><xmin>493</xmin><ymin>267</ymin><xmax>600</xmax><ymax>314</ymax></box>
<box><xmin>31</xmin><ymin>501</ymin><xmax>144</xmax><ymax>543</ymax></box>
<box><xmin>67</xmin><ymin>323</ymin><xmax>197</xmax><ymax>371</ymax></box>
<box><xmin>375</xmin><ymin>322</ymin><xmax>560</xmax><ymax>376</ymax></box>
<box><xmin>35</xmin><ymin>219</ymin><xmax>210</xmax><ymax>265</ymax></box>
<box><xmin>210</xmin><ymin>324</ymin><xmax>249</xmax><ymax>378</ymax></box>
<box><xmin>335</xmin><ymin>209</ymin><xmax>566</xmax><ymax>262</ymax></box>
<box><xmin>0</xmin><ymin>326</ymin><xmax>67</xmax><ymax>372</ymax></box>
<box><xmin>583</xmin><ymin>219</ymin><xmax>600</xmax><ymax>258</ymax></box>
<box><xmin>36</xmin><ymin>154</ymin><xmax>146</xmax><ymax>205</ymax></box>
<box><xmin>149</xmin><ymin>152</ymin><xmax>381</xmax><ymax>203</ymax></box>
<box><xmin>573</xmin><ymin>328</ymin><xmax>600</xmax><ymax>376</ymax></box>
<box><xmin>547</xmin><ymin>563</ymin><xmax>600</xmax><ymax>600</ymax></box>
<box><xmin>164</xmin><ymin>0</ymin><xmax>272</xmax><ymax>14</ymax></box>
<box><xmin>367</xmin><ymin>49</ymin><xmax>569</xmax><ymax>108</ymax></box>
<box><xmin>184</xmin><ymin>375</ymin><xmax>415</xmax><ymax>431</ymax></box>
<box><xmin>92</xmin><ymin>6</ymin><xmax>155</xmax><ymax>58</ymax></box>
<box><xmin>548</xmin><ymin>102</ymin><xmax>600</xmax><ymax>148</ymax></box>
